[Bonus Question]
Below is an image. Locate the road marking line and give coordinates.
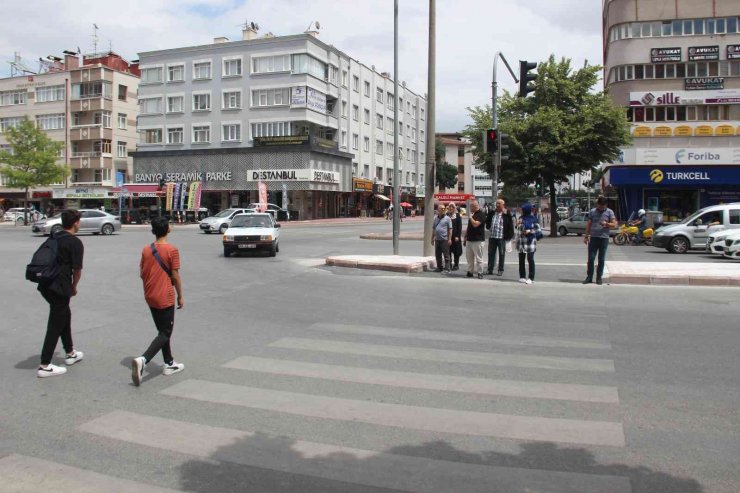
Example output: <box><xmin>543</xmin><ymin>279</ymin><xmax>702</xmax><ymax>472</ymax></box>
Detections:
<box><xmin>269</xmin><ymin>338</ymin><xmax>615</xmax><ymax>372</ymax></box>
<box><xmin>309</xmin><ymin>322</ymin><xmax>612</xmax><ymax>349</ymax></box>
<box><xmin>223</xmin><ymin>356</ymin><xmax>619</xmax><ymax>403</ymax></box>
<box><xmin>80</xmin><ymin>411</ymin><xmax>631</xmax><ymax>492</ymax></box>
<box><xmin>159</xmin><ymin>380</ymin><xmax>626</xmax><ymax>447</ymax></box>
<box><xmin>0</xmin><ymin>454</ymin><xmax>183</xmax><ymax>493</ymax></box>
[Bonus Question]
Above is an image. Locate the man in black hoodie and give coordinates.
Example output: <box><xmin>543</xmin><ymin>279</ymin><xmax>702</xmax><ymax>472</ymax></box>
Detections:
<box><xmin>485</xmin><ymin>199</ymin><xmax>514</xmax><ymax>276</ymax></box>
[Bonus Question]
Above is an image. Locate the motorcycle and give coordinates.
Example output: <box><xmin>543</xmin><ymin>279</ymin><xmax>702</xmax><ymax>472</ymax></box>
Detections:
<box><xmin>613</xmin><ymin>218</ymin><xmax>653</xmax><ymax>246</ymax></box>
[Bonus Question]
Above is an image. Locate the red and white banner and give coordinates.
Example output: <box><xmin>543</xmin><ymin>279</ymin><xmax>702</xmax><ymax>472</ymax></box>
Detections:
<box><xmin>258</xmin><ymin>181</ymin><xmax>268</xmax><ymax>212</ymax></box>
<box><xmin>433</xmin><ymin>193</ymin><xmax>474</xmax><ymax>202</ymax></box>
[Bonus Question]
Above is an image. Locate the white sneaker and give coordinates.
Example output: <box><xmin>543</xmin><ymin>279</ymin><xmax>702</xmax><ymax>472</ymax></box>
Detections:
<box><xmin>65</xmin><ymin>350</ymin><xmax>84</xmax><ymax>366</ymax></box>
<box><xmin>519</xmin><ymin>278</ymin><xmax>527</xmax><ymax>283</ymax></box>
<box><xmin>38</xmin><ymin>364</ymin><xmax>67</xmax><ymax>378</ymax></box>
<box><xmin>131</xmin><ymin>356</ymin><xmax>145</xmax><ymax>386</ymax></box>
<box><xmin>163</xmin><ymin>361</ymin><xmax>185</xmax><ymax>376</ymax></box>
<box><xmin>525</xmin><ymin>279</ymin><xmax>533</xmax><ymax>285</ymax></box>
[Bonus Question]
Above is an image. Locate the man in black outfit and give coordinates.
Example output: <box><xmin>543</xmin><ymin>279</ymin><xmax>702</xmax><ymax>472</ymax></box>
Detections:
<box><xmin>37</xmin><ymin>209</ymin><xmax>84</xmax><ymax>378</ymax></box>
<box><xmin>485</xmin><ymin>199</ymin><xmax>515</xmax><ymax>276</ymax></box>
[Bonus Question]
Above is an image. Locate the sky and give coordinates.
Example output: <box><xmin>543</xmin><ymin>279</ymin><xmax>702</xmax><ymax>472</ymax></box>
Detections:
<box><xmin>0</xmin><ymin>0</ymin><xmax>604</xmax><ymax>132</ymax></box>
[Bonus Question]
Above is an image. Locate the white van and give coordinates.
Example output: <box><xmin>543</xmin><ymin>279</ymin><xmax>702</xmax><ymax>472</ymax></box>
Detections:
<box><xmin>652</xmin><ymin>203</ymin><xmax>740</xmax><ymax>253</ymax></box>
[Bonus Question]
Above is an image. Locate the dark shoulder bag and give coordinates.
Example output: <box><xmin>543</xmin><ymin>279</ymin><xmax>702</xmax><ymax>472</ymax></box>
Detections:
<box><xmin>150</xmin><ymin>243</ymin><xmax>174</xmax><ymax>284</ymax></box>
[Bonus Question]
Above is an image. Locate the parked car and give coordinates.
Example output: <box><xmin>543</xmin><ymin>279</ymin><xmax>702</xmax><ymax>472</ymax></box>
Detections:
<box><xmin>199</xmin><ymin>208</ymin><xmax>250</xmax><ymax>234</ymax></box>
<box><xmin>721</xmin><ymin>230</ymin><xmax>740</xmax><ymax>259</ymax></box>
<box><xmin>32</xmin><ymin>209</ymin><xmax>121</xmax><ymax>235</ymax></box>
<box><xmin>556</xmin><ymin>206</ymin><xmax>569</xmax><ymax>220</ymax></box>
<box><xmin>3</xmin><ymin>208</ymin><xmax>41</xmax><ymax>223</ymax></box>
<box><xmin>705</xmin><ymin>229</ymin><xmax>737</xmax><ymax>255</ymax></box>
<box><xmin>557</xmin><ymin>212</ymin><xmax>588</xmax><ymax>236</ymax></box>
<box><xmin>245</xmin><ymin>202</ymin><xmax>289</xmax><ymax>221</ymax></box>
<box><xmin>222</xmin><ymin>213</ymin><xmax>280</xmax><ymax>257</ymax></box>
<box><xmin>652</xmin><ymin>203</ymin><xmax>740</xmax><ymax>253</ymax></box>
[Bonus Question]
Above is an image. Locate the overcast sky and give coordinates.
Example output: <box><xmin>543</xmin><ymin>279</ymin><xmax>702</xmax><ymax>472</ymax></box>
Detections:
<box><xmin>0</xmin><ymin>0</ymin><xmax>603</xmax><ymax>132</ymax></box>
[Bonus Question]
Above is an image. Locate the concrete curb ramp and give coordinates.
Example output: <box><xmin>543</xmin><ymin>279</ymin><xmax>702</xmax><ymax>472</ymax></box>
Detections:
<box><xmin>325</xmin><ymin>255</ymin><xmax>436</xmax><ymax>273</ymax></box>
<box><xmin>606</xmin><ymin>261</ymin><xmax>740</xmax><ymax>287</ymax></box>
<box><xmin>360</xmin><ymin>232</ymin><xmax>424</xmax><ymax>241</ymax></box>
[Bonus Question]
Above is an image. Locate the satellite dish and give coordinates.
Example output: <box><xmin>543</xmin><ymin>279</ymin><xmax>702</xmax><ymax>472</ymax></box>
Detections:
<box><xmin>255</xmin><ymin>23</ymin><xmax>259</xmax><ymax>30</ymax></box>
<box><xmin>250</xmin><ymin>21</ymin><xmax>255</xmax><ymax>29</ymax></box>
<box><xmin>315</xmin><ymin>21</ymin><xmax>320</xmax><ymax>29</ymax></box>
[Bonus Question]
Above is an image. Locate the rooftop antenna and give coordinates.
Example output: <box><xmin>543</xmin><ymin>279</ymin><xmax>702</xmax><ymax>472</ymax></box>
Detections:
<box><xmin>305</xmin><ymin>20</ymin><xmax>320</xmax><ymax>31</ymax></box>
<box><xmin>237</xmin><ymin>20</ymin><xmax>259</xmax><ymax>31</ymax></box>
<box><xmin>92</xmin><ymin>23</ymin><xmax>99</xmax><ymax>55</ymax></box>
<box><xmin>9</xmin><ymin>52</ymin><xmax>36</xmax><ymax>77</ymax></box>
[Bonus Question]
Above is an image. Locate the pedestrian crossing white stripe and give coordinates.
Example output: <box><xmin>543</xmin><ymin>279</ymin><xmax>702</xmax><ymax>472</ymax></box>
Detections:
<box><xmin>80</xmin><ymin>411</ymin><xmax>631</xmax><ymax>493</ymax></box>
<box><xmin>160</xmin><ymin>380</ymin><xmax>626</xmax><ymax>447</ymax></box>
<box><xmin>269</xmin><ymin>338</ymin><xmax>616</xmax><ymax>372</ymax></box>
<box><xmin>309</xmin><ymin>322</ymin><xmax>612</xmax><ymax>349</ymax></box>
<box><xmin>0</xmin><ymin>454</ymin><xmax>183</xmax><ymax>493</ymax></box>
<box><xmin>223</xmin><ymin>356</ymin><xmax>619</xmax><ymax>403</ymax></box>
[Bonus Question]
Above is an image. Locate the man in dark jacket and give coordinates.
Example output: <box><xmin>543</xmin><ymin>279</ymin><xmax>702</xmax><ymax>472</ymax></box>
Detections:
<box><xmin>486</xmin><ymin>199</ymin><xmax>514</xmax><ymax>276</ymax></box>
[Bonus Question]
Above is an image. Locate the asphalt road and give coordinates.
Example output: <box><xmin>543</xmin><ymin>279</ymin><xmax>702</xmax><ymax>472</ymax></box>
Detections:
<box><xmin>0</xmin><ymin>220</ymin><xmax>738</xmax><ymax>493</ymax></box>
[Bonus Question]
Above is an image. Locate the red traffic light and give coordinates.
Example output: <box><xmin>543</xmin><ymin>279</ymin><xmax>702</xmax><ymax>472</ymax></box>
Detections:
<box><xmin>485</xmin><ymin>128</ymin><xmax>498</xmax><ymax>154</ymax></box>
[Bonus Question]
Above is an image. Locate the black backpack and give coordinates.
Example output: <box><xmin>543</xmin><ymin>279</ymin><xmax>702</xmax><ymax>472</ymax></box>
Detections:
<box><xmin>26</xmin><ymin>234</ymin><xmax>61</xmax><ymax>285</ymax></box>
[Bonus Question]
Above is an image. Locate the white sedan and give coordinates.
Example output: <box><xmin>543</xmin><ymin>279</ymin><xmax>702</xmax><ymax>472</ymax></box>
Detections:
<box><xmin>721</xmin><ymin>230</ymin><xmax>740</xmax><ymax>260</ymax></box>
<box><xmin>222</xmin><ymin>213</ymin><xmax>280</xmax><ymax>257</ymax></box>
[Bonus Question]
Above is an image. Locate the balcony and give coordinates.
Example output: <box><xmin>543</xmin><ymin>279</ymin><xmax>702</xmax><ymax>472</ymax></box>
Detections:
<box><xmin>69</xmin><ymin>154</ymin><xmax>113</xmax><ymax>169</ymax></box>
<box><xmin>70</xmin><ymin>97</ymin><xmax>113</xmax><ymax>113</ymax></box>
<box><xmin>69</xmin><ymin>125</ymin><xmax>113</xmax><ymax>141</ymax></box>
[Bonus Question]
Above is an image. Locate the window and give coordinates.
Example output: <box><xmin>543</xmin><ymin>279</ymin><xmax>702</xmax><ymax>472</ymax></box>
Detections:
<box><xmin>399</xmin><ymin>120</ymin><xmax>403</xmax><ymax>135</ymax></box>
<box><xmin>93</xmin><ymin>169</ymin><xmax>111</xmax><ymax>183</ymax></box>
<box><xmin>0</xmin><ymin>90</ymin><xmax>27</xmax><ymax>106</ymax></box>
<box><xmin>341</xmin><ymin>70</ymin><xmax>348</xmax><ymax>87</ymax></box>
<box><xmin>387</xmin><ymin>92</ymin><xmax>394</xmax><ymax>109</ymax></box>
<box><xmin>141</xmin><ymin>128</ymin><xmax>163</xmax><ymax>144</ymax></box>
<box><xmin>252</xmin><ymin>88</ymin><xmax>290</xmax><ymax>107</ymax></box>
<box><xmin>291</xmin><ymin>54</ymin><xmax>327</xmax><ymax>80</ymax></box>
<box><xmin>352</xmin><ymin>133</ymin><xmax>359</xmax><ymax>150</ymax></box>
<box><xmin>412</xmin><ymin>150</ymin><xmax>417</xmax><ymax>163</ymax></box>
<box><xmin>364</xmin><ymin>137</ymin><xmax>370</xmax><ymax>152</ymax></box>
<box><xmin>387</xmin><ymin>142</ymin><xmax>394</xmax><ymax>157</ymax></box>
<box><xmin>250</xmin><ymin>121</ymin><xmax>292</xmax><ymax>138</ymax></box>
<box><xmin>420</xmin><ymin>130</ymin><xmax>425</xmax><ymax>142</ymax></box>
<box><xmin>341</xmin><ymin>131</ymin><xmax>347</xmax><ymax>148</ymax></box>
<box><xmin>253</xmin><ymin>55</ymin><xmax>291</xmax><ymax>74</ymax></box>
<box><xmin>376</xmin><ymin>87</ymin><xmax>384</xmax><ymax>103</ymax></box>
<box><xmin>167</xmin><ymin>127</ymin><xmax>183</xmax><ymax>144</ymax></box>
<box><xmin>193</xmin><ymin>93</ymin><xmax>211</xmax><ymax>111</ymax></box>
<box><xmin>222</xmin><ymin>57</ymin><xmax>242</xmax><ymax>77</ymax></box>
<box><xmin>375</xmin><ymin>166</ymin><xmax>383</xmax><ymax>181</ymax></box>
<box><xmin>166</xmin><ymin>96</ymin><xmax>183</xmax><ymax>113</ymax></box>
<box><xmin>375</xmin><ymin>139</ymin><xmax>383</xmax><ymax>155</ymax></box>
<box><xmin>222</xmin><ymin>123</ymin><xmax>241</xmax><ymax>142</ymax></box>
<box><xmin>141</xmin><ymin>67</ymin><xmax>163</xmax><ymax>84</ymax></box>
<box><xmin>223</xmin><ymin>90</ymin><xmax>241</xmax><ymax>109</ymax></box>
<box><xmin>376</xmin><ymin>113</ymin><xmax>384</xmax><ymax>129</ymax></box>
<box><xmin>35</xmin><ymin>85</ymin><xmax>65</xmax><ymax>102</ymax></box>
<box><xmin>364</xmin><ymin>108</ymin><xmax>370</xmax><ymax>124</ymax></box>
<box><xmin>407</xmin><ymin>147</ymin><xmax>411</xmax><ymax>161</ymax></box>
<box><xmin>140</xmin><ymin>97</ymin><xmax>163</xmax><ymax>114</ymax></box>
<box><xmin>116</xmin><ymin>141</ymin><xmax>127</xmax><ymax>158</ymax></box>
<box><xmin>412</xmin><ymin>105</ymin><xmax>417</xmax><ymax>118</ymax></box>
<box><xmin>352</xmin><ymin>104</ymin><xmax>359</xmax><ymax>121</ymax></box>
<box><xmin>192</xmin><ymin>124</ymin><xmax>210</xmax><ymax>143</ymax></box>
<box><xmin>328</xmin><ymin>65</ymin><xmax>338</xmax><ymax>85</ymax></box>
<box><xmin>729</xmin><ymin>209</ymin><xmax>740</xmax><ymax>225</ymax></box>
<box><xmin>387</xmin><ymin>117</ymin><xmax>393</xmax><ymax>135</ymax></box>
<box><xmin>94</xmin><ymin>111</ymin><xmax>112</xmax><ymax>128</ymax></box>
<box><xmin>167</xmin><ymin>64</ymin><xmax>184</xmax><ymax>82</ymax></box>
<box><xmin>353</xmin><ymin>75</ymin><xmax>359</xmax><ymax>92</ymax></box>
<box><xmin>118</xmin><ymin>113</ymin><xmax>127</xmax><ymax>129</ymax></box>
<box><xmin>193</xmin><ymin>61</ymin><xmax>212</xmax><ymax>80</ymax></box>
<box><xmin>421</xmin><ymin>108</ymin><xmax>425</xmax><ymax>120</ymax></box>
<box><xmin>364</xmin><ymin>80</ymin><xmax>370</xmax><ymax>97</ymax></box>
<box><xmin>341</xmin><ymin>100</ymin><xmax>347</xmax><ymax>118</ymax></box>
<box><xmin>34</xmin><ymin>114</ymin><xmax>64</xmax><ymax>130</ymax></box>
<box><xmin>412</xmin><ymin>128</ymin><xmax>417</xmax><ymax>141</ymax></box>
<box><xmin>118</xmin><ymin>85</ymin><xmax>127</xmax><ymax>101</ymax></box>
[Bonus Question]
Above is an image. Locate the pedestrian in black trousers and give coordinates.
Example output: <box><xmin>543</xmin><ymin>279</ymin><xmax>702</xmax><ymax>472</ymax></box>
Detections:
<box><xmin>447</xmin><ymin>202</ymin><xmax>463</xmax><ymax>270</ymax></box>
<box><xmin>485</xmin><ymin>198</ymin><xmax>515</xmax><ymax>276</ymax></box>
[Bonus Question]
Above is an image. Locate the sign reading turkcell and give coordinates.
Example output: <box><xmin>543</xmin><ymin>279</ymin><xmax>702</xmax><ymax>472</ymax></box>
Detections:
<box><xmin>247</xmin><ymin>169</ymin><xmax>340</xmax><ymax>184</ymax></box>
<box><xmin>609</xmin><ymin>166</ymin><xmax>740</xmax><ymax>186</ymax></box>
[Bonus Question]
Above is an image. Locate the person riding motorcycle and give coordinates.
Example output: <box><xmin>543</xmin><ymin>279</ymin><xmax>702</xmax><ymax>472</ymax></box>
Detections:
<box><xmin>629</xmin><ymin>209</ymin><xmax>648</xmax><ymax>245</ymax></box>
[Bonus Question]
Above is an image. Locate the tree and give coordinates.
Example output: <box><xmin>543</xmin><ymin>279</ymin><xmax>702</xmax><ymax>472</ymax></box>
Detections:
<box><xmin>461</xmin><ymin>106</ymin><xmax>493</xmax><ymax>174</ymax></box>
<box><xmin>0</xmin><ymin>118</ymin><xmax>67</xmax><ymax>224</ymax></box>
<box><xmin>434</xmin><ymin>137</ymin><xmax>458</xmax><ymax>192</ymax></box>
<box><xmin>495</xmin><ymin>55</ymin><xmax>631</xmax><ymax>236</ymax></box>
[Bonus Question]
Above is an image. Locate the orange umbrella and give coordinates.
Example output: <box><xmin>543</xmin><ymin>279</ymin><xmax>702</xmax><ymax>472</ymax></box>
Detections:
<box><xmin>400</xmin><ymin>202</ymin><xmax>413</xmax><ymax>207</ymax></box>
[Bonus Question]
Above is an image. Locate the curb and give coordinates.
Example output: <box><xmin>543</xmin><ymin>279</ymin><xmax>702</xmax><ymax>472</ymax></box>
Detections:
<box><xmin>359</xmin><ymin>233</ymin><xmax>424</xmax><ymax>241</ymax></box>
<box><xmin>325</xmin><ymin>255</ymin><xmax>436</xmax><ymax>274</ymax></box>
<box><xmin>606</xmin><ymin>274</ymin><xmax>739</xmax><ymax>287</ymax></box>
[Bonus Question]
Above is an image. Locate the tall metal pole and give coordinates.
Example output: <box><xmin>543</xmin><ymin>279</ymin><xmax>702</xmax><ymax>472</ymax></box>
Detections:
<box><xmin>491</xmin><ymin>58</ymin><xmax>499</xmax><ymax>202</ymax></box>
<box><xmin>392</xmin><ymin>0</ymin><xmax>400</xmax><ymax>254</ymax></box>
<box><xmin>423</xmin><ymin>0</ymin><xmax>436</xmax><ymax>256</ymax></box>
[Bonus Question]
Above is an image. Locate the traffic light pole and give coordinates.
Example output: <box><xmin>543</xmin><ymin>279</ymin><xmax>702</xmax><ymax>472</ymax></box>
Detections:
<box><xmin>491</xmin><ymin>53</ymin><xmax>517</xmax><ymax>201</ymax></box>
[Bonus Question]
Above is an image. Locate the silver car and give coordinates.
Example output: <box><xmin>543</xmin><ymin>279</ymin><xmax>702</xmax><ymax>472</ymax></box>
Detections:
<box><xmin>557</xmin><ymin>212</ymin><xmax>588</xmax><ymax>236</ymax></box>
<box><xmin>653</xmin><ymin>203</ymin><xmax>740</xmax><ymax>253</ymax></box>
<box><xmin>199</xmin><ymin>208</ymin><xmax>251</xmax><ymax>234</ymax></box>
<box><xmin>32</xmin><ymin>209</ymin><xmax>122</xmax><ymax>235</ymax></box>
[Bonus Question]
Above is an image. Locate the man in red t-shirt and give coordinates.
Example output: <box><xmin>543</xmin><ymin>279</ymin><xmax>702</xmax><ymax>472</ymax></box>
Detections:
<box><xmin>131</xmin><ymin>217</ymin><xmax>184</xmax><ymax>386</ymax></box>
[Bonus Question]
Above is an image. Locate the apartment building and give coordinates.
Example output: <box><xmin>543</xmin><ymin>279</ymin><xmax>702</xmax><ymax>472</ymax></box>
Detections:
<box><xmin>131</xmin><ymin>27</ymin><xmax>427</xmax><ymax>219</ymax></box>
<box><xmin>603</xmin><ymin>0</ymin><xmax>740</xmax><ymax>222</ymax></box>
<box><xmin>436</xmin><ymin>133</ymin><xmax>493</xmax><ymax>204</ymax></box>
<box><xmin>0</xmin><ymin>52</ymin><xmax>139</xmax><ymax>210</ymax></box>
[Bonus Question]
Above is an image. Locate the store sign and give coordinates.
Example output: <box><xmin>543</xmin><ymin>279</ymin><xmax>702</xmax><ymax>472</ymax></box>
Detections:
<box><xmin>650</xmin><ymin>47</ymin><xmax>681</xmax><ymax>63</ymax></box>
<box><xmin>630</xmin><ymin>89</ymin><xmax>740</xmax><ymax>106</ymax></box>
<box><xmin>434</xmin><ymin>193</ymin><xmax>474</xmax><ymax>202</ymax></box>
<box><xmin>307</xmin><ymin>87</ymin><xmax>327</xmax><ymax>113</ymax></box>
<box><xmin>688</xmin><ymin>45</ymin><xmax>719</xmax><ymax>61</ymax></box>
<box><xmin>52</xmin><ymin>188</ymin><xmax>109</xmax><ymax>199</ymax></box>
<box><xmin>134</xmin><ymin>172</ymin><xmax>232</xmax><ymax>182</ymax></box>
<box><xmin>728</xmin><ymin>45</ymin><xmax>740</xmax><ymax>60</ymax></box>
<box><xmin>609</xmin><ymin>166</ymin><xmax>740</xmax><ymax>186</ymax></box>
<box><xmin>685</xmin><ymin>77</ymin><xmax>724</xmax><ymax>90</ymax></box>
<box><xmin>254</xmin><ymin>135</ymin><xmax>309</xmax><ymax>147</ymax></box>
<box><xmin>636</xmin><ymin>148</ymin><xmax>740</xmax><ymax>165</ymax></box>
<box><xmin>247</xmin><ymin>169</ymin><xmax>340</xmax><ymax>184</ymax></box>
<box><xmin>352</xmin><ymin>178</ymin><xmax>373</xmax><ymax>192</ymax></box>
<box><xmin>290</xmin><ymin>86</ymin><xmax>307</xmax><ymax>107</ymax></box>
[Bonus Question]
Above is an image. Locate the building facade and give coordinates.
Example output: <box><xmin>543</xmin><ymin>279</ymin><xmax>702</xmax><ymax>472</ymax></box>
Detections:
<box><xmin>132</xmin><ymin>28</ymin><xmax>427</xmax><ymax>219</ymax></box>
<box><xmin>603</xmin><ymin>0</ymin><xmax>740</xmax><ymax>222</ymax></box>
<box><xmin>435</xmin><ymin>132</ymin><xmax>494</xmax><ymax>204</ymax></box>
<box><xmin>0</xmin><ymin>52</ymin><xmax>139</xmax><ymax>211</ymax></box>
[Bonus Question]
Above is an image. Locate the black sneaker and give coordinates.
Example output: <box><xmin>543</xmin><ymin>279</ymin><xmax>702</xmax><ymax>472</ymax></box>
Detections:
<box><xmin>486</xmin><ymin>270</ymin><xmax>493</xmax><ymax>275</ymax></box>
<box><xmin>497</xmin><ymin>271</ymin><xmax>504</xmax><ymax>276</ymax></box>
<box><xmin>596</xmin><ymin>278</ymin><xmax>603</xmax><ymax>285</ymax></box>
<box><xmin>582</xmin><ymin>278</ymin><xmax>593</xmax><ymax>284</ymax></box>
<box><xmin>477</xmin><ymin>273</ymin><xmax>483</xmax><ymax>279</ymax></box>
<box><xmin>434</xmin><ymin>268</ymin><xmax>443</xmax><ymax>273</ymax></box>
<box><xmin>466</xmin><ymin>272</ymin><xmax>473</xmax><ymax>278</ymax></box>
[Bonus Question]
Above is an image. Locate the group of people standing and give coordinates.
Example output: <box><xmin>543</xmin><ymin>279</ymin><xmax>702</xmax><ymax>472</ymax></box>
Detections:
<box><xmin>432</xmin><ymin>198</ymin><xmax>541</xmax><ymax>284</ymax></box>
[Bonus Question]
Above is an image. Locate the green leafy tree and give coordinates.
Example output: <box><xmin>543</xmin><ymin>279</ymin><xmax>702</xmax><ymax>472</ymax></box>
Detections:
<box><xmin>434</xmin><ymin>137</ymin><xmax>458</xmax><ymax>192</ymax></box>
<box><xmin>496</xmin><ymin>55</ymin><xmax>631</xmax><ymax>235</ymax></box>
<box><xmin>461</xmin><ymin>106</ymin><xmax>493</xmax><ymax>173</ymax></box>
<box><xmin>0</xmin><ymin>118</ymin><xmax>66</xmax><ymax>224</ymax></box>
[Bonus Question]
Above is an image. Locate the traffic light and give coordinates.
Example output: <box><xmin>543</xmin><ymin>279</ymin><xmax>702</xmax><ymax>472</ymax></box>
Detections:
<box><xmin>518</xmin><ymin>60</ymin><xmax>537</xmax><ymax>98</ymax></box>
<box><xmin>499</xmin><ymin>133</ymin><xmax>510</xmax><ymax>162</ymax></box>
<box><xmin>484</xmin><ymin>128</ymin><xmax>498</xmax><ymax>154</ymax></box>
<box><xmin>534</xmin><ymin>178</ymin><xmax>543</xmax><ymax>196</ymax></box>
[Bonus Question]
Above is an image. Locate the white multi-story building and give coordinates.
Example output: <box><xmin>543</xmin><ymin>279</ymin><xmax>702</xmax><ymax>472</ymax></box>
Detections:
<box><xmin>132</xmin><ymin>27</ymin><xmax>427</xmax><ymax>219</ymax></box>
<box><xmin>436</xmin><ymin>133</ymin><xmax>494</xmax><ymax>204</ymax></box>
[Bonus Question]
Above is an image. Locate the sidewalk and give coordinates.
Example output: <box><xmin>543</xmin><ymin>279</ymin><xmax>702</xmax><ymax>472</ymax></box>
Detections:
<box><xmin>605</xmin><ymin>261</ymin><xmax>740</xmax><ymax>287</ymax></box>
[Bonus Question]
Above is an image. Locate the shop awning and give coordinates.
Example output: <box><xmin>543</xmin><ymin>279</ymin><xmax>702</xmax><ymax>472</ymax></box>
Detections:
<box><xmin>374</xmin><ymin>194</ymin><xmax>391</xmax><ymax>201</ymax></box>
<box><xmin>111</xmin><ymin>184</ymin><xmax>163</xmax><ymax>198</ymax></box>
